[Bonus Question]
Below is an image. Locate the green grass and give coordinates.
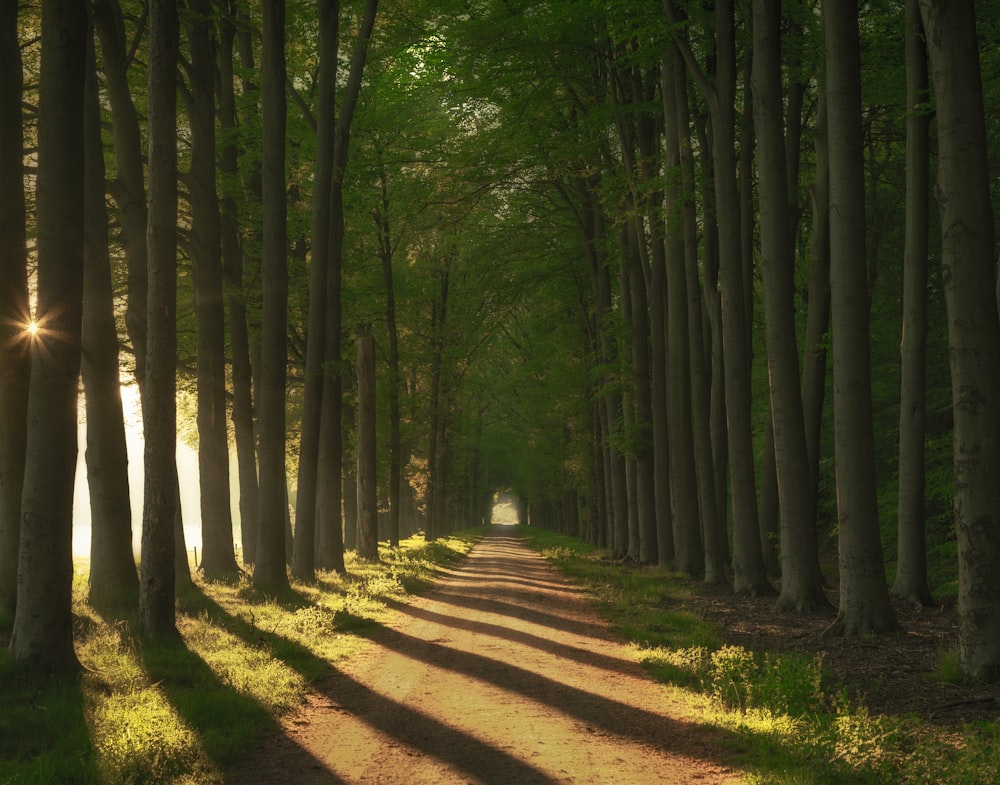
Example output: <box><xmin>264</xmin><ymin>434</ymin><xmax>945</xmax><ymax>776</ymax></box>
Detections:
<box><xmin>0</xmin><ymin>531</ymin><xmax>479</xmax><ymax>785</ymax></box>
<box><xmin>518</xmin><ymin>525</ymin><xmax>1000</xmax><ymax>785</ymax></box>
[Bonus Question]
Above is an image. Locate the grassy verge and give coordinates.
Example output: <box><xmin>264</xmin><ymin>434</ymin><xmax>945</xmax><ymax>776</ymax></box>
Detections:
<box><xmin>518</xmin><ymin>526</ymin><xmax>1000</xmax><ymax>785</ymax></box>
<box><xmin>0</xmin><ymin>531</ymin><xmax>480</xmax><ymax>785</ymax></box>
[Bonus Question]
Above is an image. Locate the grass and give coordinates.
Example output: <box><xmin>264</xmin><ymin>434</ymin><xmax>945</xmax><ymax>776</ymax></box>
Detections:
<box><xmin>518</xmin><ymin>526</ymin><xmax>1000</xmax><ymax>785</ymax></box>
<box><xmin>0</xmin><ymin>530</ymin><xmax>480</xmax><ymax>785</ymax></box>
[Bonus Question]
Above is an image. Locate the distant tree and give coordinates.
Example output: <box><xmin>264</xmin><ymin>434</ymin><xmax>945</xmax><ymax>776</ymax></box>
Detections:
<box><xmin>356</xmin><ymin>328</ymin><xmax>379</xmax><ymax>560</ymax></box>
<box><xmin>254</xmin><ymin>0</ymin><xmax>292</xmax><ymax>594</ymax></box>
<box><xmin>823</xmin><ymin>0</ymin><xmax>898</xmax><ymax>636</ymax></box>
<box><xmin>0</xmin><ymin>0</ymin><xmax>30</xmax><ymax>619</ymax></box>
<box><xmin>9</xmin><ymin>0</ymin><xmax>88</xmax><ymax>668</ymax></box>
<box><xmin>83</xmin><ymin>29</ymin><xmax>138</xmax><ymax>611</ymax></box>
<box><xmin>892</xmin><ymin>0</ymin><xmax>934</xmax><ymax>607</ymax></box>
<box><xmin>919</xmin><ymin>0</ymin><xmax>1000</xmax><ymax>680</ymax></box>
<box><xmin>139</xmin><ymin>0</ymin><xmax>180</xmax><ymax>639</ymax></box>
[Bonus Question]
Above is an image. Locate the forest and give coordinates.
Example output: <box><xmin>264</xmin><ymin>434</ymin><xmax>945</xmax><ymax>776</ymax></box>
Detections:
<box><xmin>3</xmin><ymin>0</ymin><xmax>1000</xmax><ymax>768</ymax></box>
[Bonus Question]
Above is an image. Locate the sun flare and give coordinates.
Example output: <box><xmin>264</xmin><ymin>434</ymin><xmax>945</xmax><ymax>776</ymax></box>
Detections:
<box><xmin>25</xmin><ymin>320</ymin><xmax>39</xmax><ymax>338</ymax></box>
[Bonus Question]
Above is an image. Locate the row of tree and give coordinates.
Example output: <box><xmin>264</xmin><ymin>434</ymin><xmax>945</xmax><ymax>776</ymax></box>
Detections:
<box><xmin>2</xmin><ymin>0</ymin><xmax>1000</xmax><ymax>685</ymax></box>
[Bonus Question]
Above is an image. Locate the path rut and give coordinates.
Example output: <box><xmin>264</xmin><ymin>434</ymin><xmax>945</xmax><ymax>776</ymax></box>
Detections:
<box><xmin>227</xmin><ymin>527</ymin><xmax>742</xmax><ymax>784</ymax></box>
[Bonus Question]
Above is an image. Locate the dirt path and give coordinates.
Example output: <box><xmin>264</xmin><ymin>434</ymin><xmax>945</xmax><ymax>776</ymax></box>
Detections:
<box><xmin>228</xmin><ymin>527</ymin><xmax>743</xmax><ymax>785</ymax></box>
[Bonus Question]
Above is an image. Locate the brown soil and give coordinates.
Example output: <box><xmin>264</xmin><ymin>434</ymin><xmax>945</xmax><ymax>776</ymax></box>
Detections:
<box><xmin>227</xmin><ymin>528</ymin><xmax>742</xmax><ymax>785</ymax></box>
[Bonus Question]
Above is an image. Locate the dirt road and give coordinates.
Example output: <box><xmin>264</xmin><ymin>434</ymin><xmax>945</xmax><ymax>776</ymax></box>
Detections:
<box><xmin>228</xmin><ymin>527</ymin><xmax>742</xmax><ymax>784</ymax></box>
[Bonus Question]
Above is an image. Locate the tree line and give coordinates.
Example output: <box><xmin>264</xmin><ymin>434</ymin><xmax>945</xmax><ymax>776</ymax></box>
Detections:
<box><xmin>2</xmin><ymin>0</ymin><xmax>1000</xmax><ymax>685</ymax></box>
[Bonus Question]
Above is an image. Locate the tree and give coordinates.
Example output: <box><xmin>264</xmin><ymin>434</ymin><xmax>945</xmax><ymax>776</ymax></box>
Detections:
<box><xmin>823</xmin><ymin>0</ymin><xmax>898</xmax><ymax>637</ymax></box>
<box><xmin>355</xmin><ymin>327</ymin><xmax>379</xmax><ymax>560</ymax></box>
<box><xmin>9</xmin><ymin>0</ymin><xmax>88</xmax><ymax>668</ymax></box>
<box><xmin>669</xmin><ymin>0</ymin><xmax>773</xmax><ymax>596</ymax></box>
<box><xmin>83</xmin><ymin>27</ymin><xmax>138</xmax><ymax>611</ymax></box>
<box><xmin>139</xmin><ymin>0</ymin><xmax>180</xmax><ymax>638</ymax></box>
<box><xmin>0</xmin><ymin>0</ymin><xmax>30</xmax><ymax>619</ymax></box>
<box><xmin>254</xmin><ymin>0</ymin><xmax>292</xmax><ymax>594</ymax></box>
<box><xmin>752</xmin><ymin>0</ymin><xmax>828</xmax><ymax>613</ymax></box>
<box><xmin>892</xmin><ymin>0</ymin><xmax>934</xmax><ymax>607</ymax></box>
<box><xmin>919</xmin><ymin>0</ymin><xmax>1000</xmax><ymax>681</ymax></box>
<box><xmin>183</xmin><ymin>0</ymin><xmax>238</xmax><ymax>580</ymax></box>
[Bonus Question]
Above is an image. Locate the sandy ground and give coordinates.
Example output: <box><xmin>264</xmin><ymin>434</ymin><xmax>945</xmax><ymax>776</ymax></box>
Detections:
<box><xmin>227</xmin><ymin>527</ymin><xmax>743</xmax><ymax>785</ymax></box>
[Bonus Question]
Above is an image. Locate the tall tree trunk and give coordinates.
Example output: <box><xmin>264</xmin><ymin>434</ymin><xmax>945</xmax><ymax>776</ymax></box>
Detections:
<box><xmin>617</xmin><ymin>230</ymin><xmax>640</xmax><ymax>563</ymax></box>
<box><xmin>91</xmin><ymin>0</ymin><xmax>148</xmax><ymax>388</ymax></box>
<box><xmin>0</xmin><ymin>0</ymin><xmax>30</xmax><ymax>619</ymax></box>
<box><xmin>752</xmin><ymin>0</ymin><xmax>828</xmax><ymax>613</ymax></box>
<box><xmin>801</xmin><ymin>90</ymin><xmax>831</xmax><ymax>519</ymax></box>
<box><xmin>919</xmin><ymin>0</ymin><xmax>1000</xmax><ymax>681</ymax></box>
<box><xmin>342</xmin><ymin>385</ymin><xmax>359</xmax><ymax>552</ymax></box>
<box><xmin>315</xmin><ymin>0</ymin><xmax>378</xmax><ymax>571</ymax></box>
<box><xmin>663</xmin><ymin>43</ymin><xmax>703</xmax><ymax>578</ymax></box>
<box><xmin>892</xmin><ymin>0</ymin><xmax>933</xmax><ymax>607</ymax></box>
<box><xmin>138</xmin><ymin>0</ymin><xmax>180</xmax><ymax>640</ymax></box>
<box><xmin>83</xmin><ymin>31</ymin><xmax>138</xmax><ymax>611</ymax></box>
<box><xmin>356</xmin><ymin>329</ymin><xmax>379</xmax><ymax>561</ymax></box>
<box><xmin>823</xmin><ymin>0</ymin><xmax>898</xmax><ymax>636</ymax></box>
<box><xmin>184</xmin><ymin>0</ymin><xmax>237</xmax><ymax>580</ymax></box>
<box><xmin>669</xmin><ymin>0</ymin><xmax>771</xmax><ymax>595</ymax></box>
<box><xmin>293</xmin><ymin>0</ymin><xmax>338</xmax><ymax>580</ymax></box>
<box><xmin>376</xmin><ymin>163</ymin><xmax>402</xmax><ymax>549</ymax></box>
<box><xmin>254</xmin><ymin>0</ymin><xmax>291</xmax><ymax>594</ymax></box>
<box><xmin>8</xmin><ymin>0</ymin><xmax>87</xmax><ymax>669</ymax></box>
<box><xmin>676</xmin><ymin>61</ymin><xmax>726</xmax><ymax>584</ymax></box>
<box><xmin>218</xmin><ymin>1</ymin><xmax>258</xmax><ymax>565</ymax></box>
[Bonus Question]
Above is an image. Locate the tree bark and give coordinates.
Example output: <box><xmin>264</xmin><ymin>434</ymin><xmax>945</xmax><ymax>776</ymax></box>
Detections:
<box><xmin>919</xmin><ymin>0</ymin><xmax>1000</xmax><ymax>680</ymax></box>
<box><xmin>293</xmin><ymin>0</ymin><xmax>338</xmax><ymax>580</ymax></box>
<box><xmin>83</xmin><ymin>31</ymin><xmax>138</xmax><ymax>611</ymax></box>
<box><xmin>663</xmin><ymin>43</ymin><xmax>703</xmax><ymax>578</ymax></box>
<box><xmin>139</xmin><ymin>0</ymin><xmax>180</xmax><ymax>639</ymax></box>
<box><xmin>356</xmin><ymin>329</ymin><xmax>379</xmax><ymax>561</ymax></box>
<box><xmin>8</xmin><ymin>0</ymin><xmax>87</xmax><ymax>669</ymax></box>
<box><xmin>218</xmin><ymin>0</ymin><xmax>258</xmax><ymax>566</ymax></box>
<box><xmin>254</xmin><ymin>0</ymin><xmax>291</xmax><ymax>594</ymax></box>
<box><xmin>892</xmin><ymin>0</ymin><xmax>933</xmax><ymax>607</ymax></box>
<box><xmin>752</xmin><ymin>0</ymin><xmax>828</xmax><ymax>612</ymax></box>
<box><xmin>184</xmin><ymin>0</ymin><xmax>237</xmax><ymax>580</ymax></box>
<box><xmin>0</xmin><ymin>0</ymin><xmax>30</xmax><ymax>619</ymax></box>
<box><xmin>91</xmin><ymin>0</ymin><xmax>148</xmax><ymax>387</ymax></box>
<box><xmin>823</xmin><ymin>0</ymin><xmax>898</xmax><ymax>636</ymax></box>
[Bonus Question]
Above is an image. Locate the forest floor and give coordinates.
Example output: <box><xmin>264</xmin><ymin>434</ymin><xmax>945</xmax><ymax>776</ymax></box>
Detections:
<box><xmin>226</xmin><ymin>526</ymin><xmax>743</xmax><ymax>785</ymax></box>
<box><xmin>690</xmin><ymin>576</ymin><xmax>1000</xmax><ymax>729</ymax></box>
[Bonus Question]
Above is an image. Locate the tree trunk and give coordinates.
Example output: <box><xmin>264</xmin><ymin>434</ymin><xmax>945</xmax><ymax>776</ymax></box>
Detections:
<box><xmin>892</xmin><ymin>0</ymin><xmax>933</xmax><ymax>607</ymax></box>
<box><xmin>356</xmin><ymin>329</ymin><xmax>379</xmax><ymax>561</ymax></box>
<box><xmin>83</xmin><ymin>33</ymin><xmax>138</xmax><ymax>611</ymax></box>
<box><xmin>670</xmin><ymin>0</ymin><xmax>771</xmax><ymax>595</ymax></box>
<box><xmin>8</xmin><ymin>0</ymin><xmax>87</xmax><ymax>669</ymax></box>
<box><xmin>91</xmin><ymin>0</ymin><xmax>148</xmax><ymax>388</ymax></box>
<box><xmin>752</xmin><ymin>0</ymin><xmax>828</xmax><ymax>612</ymax></box>
<box><xmin>184</xmin><ymin>0</ymin><xmax>237</xmax><ymax>580</ymax></box>
<box><xmin>254</xmin><ymin>0</ymin><xmax>291</xmax><ymax>594</ymax></box>
<box><xmin>663</xmin><ymin>43</ymin><xmax>703</xmax><ymax>578</ymax></box>
<box><xmin>676</xmin><ymin>61</ymin><xmax>726</xmax><ymax>584</ymax></box>
<box><xmin>919</xmin><ymin>0</ymin><xmax>1000</xmax><ymax>681</ymax></box>
<box><xmin>138</xmin><ymin>0</ymin><xmax>179</xmax><ymax>640</ymax></box>
<box><xmin>218</xmin><ymin>1</ymin><xmax>258</xmax><ymax>566</ymax></box>
<box><xmin>292</xmin><ymin>0</ymin><xmax>338</xmax><ymax>580</ymax></box>
<box><xmin>376</xmin><ymin>163</ymin><xmax>402</xmax><ymax>548</ymax></box>
<box><xmin>0</xmin><ymin>0</ymin><xmax>30</xmax><ymax>619</ymax></box>
<box><xmin>823</xmin><ymin>0</ymin><xmax>898</xmax><ymax>636</ymax></box>
<box><xmin>343</xmin><ymin>388</ymin><xmax>359</xmax><ymax>552</ymax></box>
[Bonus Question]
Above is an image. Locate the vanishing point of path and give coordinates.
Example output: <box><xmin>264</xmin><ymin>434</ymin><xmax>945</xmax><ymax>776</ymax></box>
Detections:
<box><xmin>228</xmin><ymin>527</ymin><xmax>743</xmax><ymax>785</ymax></box>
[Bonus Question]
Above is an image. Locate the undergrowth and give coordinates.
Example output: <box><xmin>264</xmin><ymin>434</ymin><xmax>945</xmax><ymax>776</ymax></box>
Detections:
<box><xmin>520</xmin><ymin>526</ymin><xmax>1000</xmax><ymax>785</ymax></box>
<box><xmin>0</xmin><ymin>531</ymin><xmax>479</xmax><ymax>785</ymax></box>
